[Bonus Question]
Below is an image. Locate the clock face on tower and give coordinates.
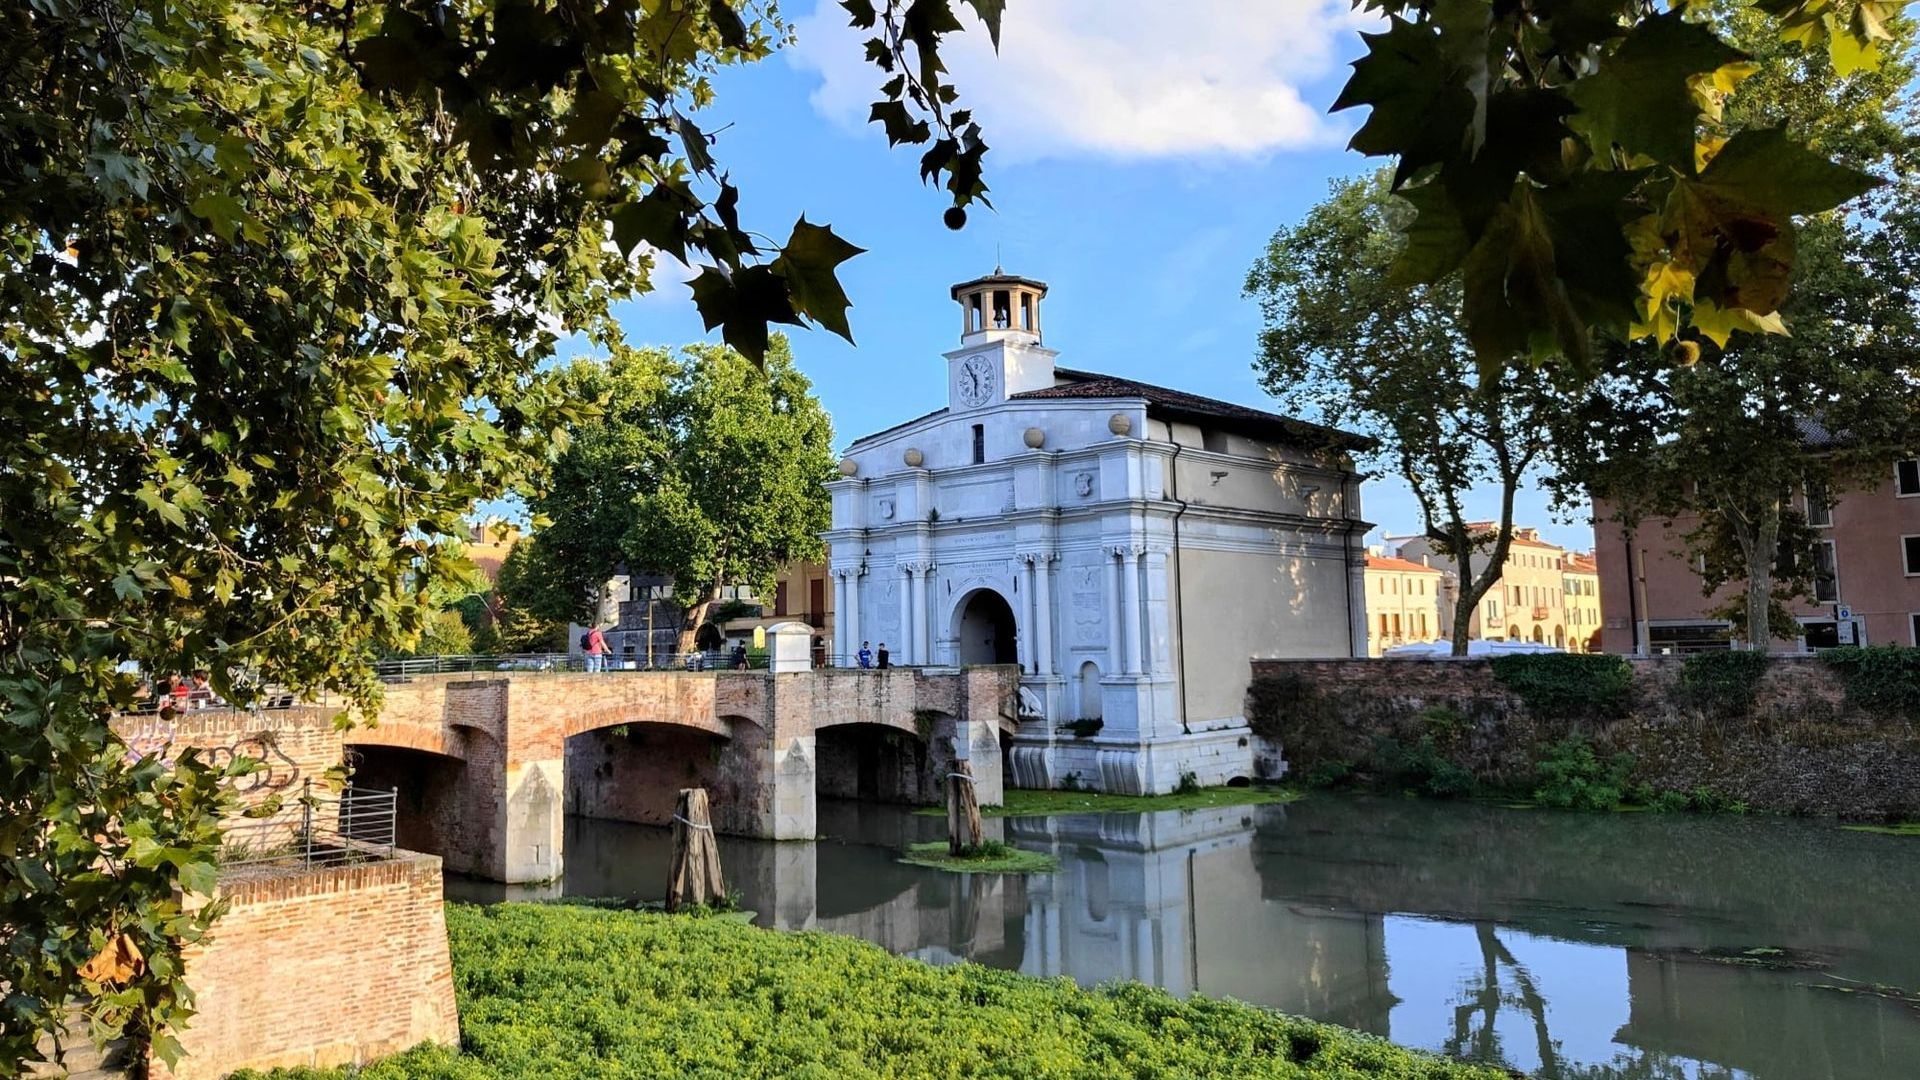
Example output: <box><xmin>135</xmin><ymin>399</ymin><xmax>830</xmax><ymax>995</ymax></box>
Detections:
<box><xmin>957</xmin><ymin>355</ymin><xmax>997</xmax><ymax>407</ymax></box>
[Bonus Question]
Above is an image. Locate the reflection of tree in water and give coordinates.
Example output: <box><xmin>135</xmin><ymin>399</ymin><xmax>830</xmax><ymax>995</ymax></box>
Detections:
<box><xmin>1443</xmin><ymin>923</ymin><xmax>1742</xmax><ymax>1080</ymax></box>
<box><xmin>1557</xmin><ymin>1051</ymin><xmax>1740</xmax><ymax>1080</ymax></box>
<box><xmin>1445</xmin><ymin>924</ymin><xmax>1558</xmax><ymax>1073</ymax></box>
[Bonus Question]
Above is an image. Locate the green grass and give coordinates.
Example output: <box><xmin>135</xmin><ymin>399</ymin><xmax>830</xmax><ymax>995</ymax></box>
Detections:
<box><xmin>1841</xmin><ymin>822</ymin><xmax>1920</xmax><ymax>837</ymax></box>
<box><xmin>897</xmin><ymin>840</ymin><xmax>1059</xmax><ymax>874</ymax></box>
<box><xmin>918</xmin><ymin>784</ymin><xmax>1302</xmax><ymax>818</ymax></box>
<box><xmin>241</xmin><ymin>903</ymin><xmax>1507</xmax><ymax>1080</ymax></box>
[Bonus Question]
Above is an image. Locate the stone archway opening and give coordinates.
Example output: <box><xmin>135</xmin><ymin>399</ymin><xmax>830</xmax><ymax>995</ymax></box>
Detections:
<box><xmin>814</xmin><ymin>721</ymin><xmax>937</xmax><ymax>805</ymax></box>
<box><xmin>566</xmin><ymin>721</ymin><xmax>730</xmax><ymax>831</ymax></box>
<box><xmin>955</xmin><ymin>588</ymin><xmax>1018</xmax><ymax>666</ymax></box>
<box><xmin>345</xmin><ymin>744</ymin><xmax>476</xmax><ymax>873</ymax></box>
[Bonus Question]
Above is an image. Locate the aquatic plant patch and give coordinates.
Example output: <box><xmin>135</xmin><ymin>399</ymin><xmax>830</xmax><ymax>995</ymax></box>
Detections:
<box><xmin>918</xmin><ymin>785</ymin><xmax>1303</xmax><ymax>818</ymax></box>
<box><xmin>240</xmin><ymin>903</ymin><xmax>1508</xmax><ymax>1080</ymax></box>
<box><xmin>898</xmin><ymin>840</ymin><xmax>1059</xmax><ymax>874</ymax></box>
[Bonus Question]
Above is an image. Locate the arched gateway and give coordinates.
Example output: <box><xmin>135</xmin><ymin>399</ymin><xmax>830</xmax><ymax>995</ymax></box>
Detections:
<box><xmin>954</xmin><ymin>587</ymin><xmax>1018</xmax><ymax>666</ymax></box>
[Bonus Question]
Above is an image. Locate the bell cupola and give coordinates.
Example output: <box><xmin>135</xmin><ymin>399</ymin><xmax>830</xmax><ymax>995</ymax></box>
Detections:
<box><xmin>951</xmin><ymin>267</ymin><xmax>1048</xmax><ymax>345</ymax></box>
<box><xmin>944</xmin><ymin>267</ymin><xmax>1059</xmax><ymax>410</ymax></box>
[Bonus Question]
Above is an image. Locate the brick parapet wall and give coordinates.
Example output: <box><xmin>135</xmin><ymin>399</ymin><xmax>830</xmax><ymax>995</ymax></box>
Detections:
<box><xmin>115</xmin><ymin>707</ymin><xmax>344</xmax><ymax>829</ymax></box>
<box><xmin>157</xmin><ymin>852</ymin><xmax>458</xmax><ymax>1080</ymax></box>
<box><xmin>1250</xmin><ymin>656</ymin><xmax>1920</xmax><ymax>817</ymax></box>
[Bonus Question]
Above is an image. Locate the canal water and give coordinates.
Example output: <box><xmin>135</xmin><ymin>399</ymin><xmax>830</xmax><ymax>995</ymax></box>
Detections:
<box><xmin>446</xmin><ymin>795</ymin><xmax>1920</xmax><ymax>1079</ymax></box>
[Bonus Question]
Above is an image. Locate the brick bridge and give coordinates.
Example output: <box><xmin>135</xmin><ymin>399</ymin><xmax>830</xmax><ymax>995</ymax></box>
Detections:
<box><xmin>344</xmin><ymin>667</ymin><xmax>1019</xmax><ymax>882</ymax></box>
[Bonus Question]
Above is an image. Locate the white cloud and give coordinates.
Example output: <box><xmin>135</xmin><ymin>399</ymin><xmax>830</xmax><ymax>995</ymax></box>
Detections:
<box><xmin>788</xmin><ymin>0</ymin><xmax>1369</xmax><ymax>162</ymax></box>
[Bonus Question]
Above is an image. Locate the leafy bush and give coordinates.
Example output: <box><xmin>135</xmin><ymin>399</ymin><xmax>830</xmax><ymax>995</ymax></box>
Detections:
<box><xmin>1366</xmin><ymin>735</ymin><xmax>1476</xmax><ymax>799</ymax></box>
<box><xmin>1531</xmin><ymin>735</ymin><xmax>1633</xmax><ymax>811</ymax></box>
<box><xmin>1175</xmin><ymin>771</ymin><xmax>1202</xmax><ymax>795</ymax></box>
<box><xmin>1299</xmin><ymin>760</ymin><xmax>1355</xmax><ymax>788</ymax></box>
<box><xmin>1677</xmin><ymin>651</ymin><xmax>1770</xmax><ymax>718</ymax></box>
<box><xmin>1244</xmin><ymin>669</ymin><xmax>1329</xmax><ymax>747</ymax></box>
<box><xmin>1490</xmin><ymin>653</ymin><xmax>1634</xmax><ymax>721</ymax></box>
<box><xmin>1685</xmin><ymin>786</ymin><xmax>1749</xmax><ymax>815</ymax></box>
<box><xmin>242</xmin><ymin>904</ymin><xmax>1507</xmax><ymax>1080</ymax></box>
<box><xmin>1821</xmin><ymin>646</ymin><xmax>1920</xmax><ymax>720</ymax></box>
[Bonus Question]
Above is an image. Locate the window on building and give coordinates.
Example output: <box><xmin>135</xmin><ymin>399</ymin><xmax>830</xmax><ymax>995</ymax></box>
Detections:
<box><xmin>1378</xmin><ymin>614</ymin><xmax>1389</xmax><ymax>636</ymax></box>
<box><xmin>1905</xmin><ymin>535</ymin><xmax>1920</xmax><ymax>577</ymax></box>
<box><xmin>1900</xmin><ymin>459</ymin><xmax>1920</xmax><ymax>497</ymax></box>
<box><xmin>1805</xmin><ymin>480</ymin><xmax>1833</xmax><ymax>527</ymax></box>
<box><xmin>1911</xmin><ymin>612</ymin><xmax>1920</xmax><ymax>646</ymax></box>
<box><xmin>773</xmin><ymin>580</ymin><xmax>789</xmax><ymax>616</ymax></box>
<box><xmin>1391</xmin><ymin>614</ymin><xmax>1401</xmax><ymax>637</ymax></box>
<box><xmin>971</xmin><ymin>423</ymin><xmax>985</xmax><ymax>465</ymax></box>
<box><xmin>1815</xmin><ymin>539</ymin><xmax>1840</xmax><ymax>600</ymax></box>
<box><xmin>1418</xmin><ymin>613</ymin><xmax>1428</xmax><ymax>636</ymax></box>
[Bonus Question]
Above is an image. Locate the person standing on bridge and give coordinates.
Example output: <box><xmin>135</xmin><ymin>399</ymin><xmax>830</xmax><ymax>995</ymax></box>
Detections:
<box><xmin>584</xmin><ymin>624</ymin><xmax>608</xmax><ymax>673</ymax></box>
<box><xmin>876</xmin><ymin>642</ymin><xmax>890</xmax><ymax>670</ymax></box>
<box><xmin>857</xmin><ymin>641</ymin><xmax>872</xmax><ymax>669</ymax></box>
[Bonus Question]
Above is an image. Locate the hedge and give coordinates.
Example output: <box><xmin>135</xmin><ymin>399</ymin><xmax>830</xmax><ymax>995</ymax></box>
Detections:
<box><xmin>243</xmin><ymin>903</ymin><xmax>1506</xmax><ymax>1080</ymax></box>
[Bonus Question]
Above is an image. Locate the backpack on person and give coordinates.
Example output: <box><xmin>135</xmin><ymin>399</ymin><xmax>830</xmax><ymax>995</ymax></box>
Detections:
<box><xmin>579</xmin><ymin>632</ymin><xmax>591</xmax><ymax>651</ymax></box>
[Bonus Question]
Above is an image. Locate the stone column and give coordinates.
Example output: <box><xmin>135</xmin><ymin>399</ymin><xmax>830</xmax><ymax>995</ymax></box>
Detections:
<box><xmin>1346</xmin><ymin>544</ymin><xmax>1370</xmax><ymax>659</ymax></box>
<box><xmin>1143</xmin><ymin>548</ymin><xmax>1171</xmax><ymax>676</ymax></box>
<box><xmin>898</xmin><ymin>563</ymin><xmax>913</xmax><ymax>666</ymax></box>
<box><xmin>832</xmin><ymin>571</ymin><xmax>848</xmax><ymax>665</ymax></box>
<box><xmin>1105</xmin><ymin>547</ymin><xmax>1124</xmax><ymax>676</ymax></box>
<box><xmin>1034</xmin><ymin>554</ymin><xmax>1055</xmax><ymax>677</ymax></box>
<box><xmin>909</xmin><ymin>564</ymin><xmax>931</xmax><ymax>664</ymax></box>
<box><xmin>1121</xmin><ymin>546</ymin><xmax>1144</xmax><ymax>676</ymax></box>
<box><xmin>845</xmin><ymin>566</ymin><xmax>862</xmax><ymax>663</ymax></box>
<box><xmin>1022</xmin><ymin>555</ymin><xmax>1040</xmax><ymax>675</ymax></box>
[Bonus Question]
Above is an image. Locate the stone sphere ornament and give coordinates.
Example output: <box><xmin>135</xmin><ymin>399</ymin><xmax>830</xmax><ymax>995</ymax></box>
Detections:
<box><xmin>1108</xmin><ymin>413</ymin><xmax>1133</xmax><ymax>436</ymax></box>
<box><xmin>1023</xmin><ymin>427</ymin><xmax>1046</xmax><ymax>449</ymax></box>
<box><xmin>837</xmin><ymin>458</ymin><xmax>858</xmax><ymax>477</ymax></box>
<box><xmin>904</xmin><ymin>447</ymin><xmax>925</xmax><ymax>468</ymax></box>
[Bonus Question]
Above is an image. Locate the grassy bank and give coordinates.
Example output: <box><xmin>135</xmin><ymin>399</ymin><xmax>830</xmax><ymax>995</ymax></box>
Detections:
<box><xmin>919</xmin><ymin>784</ymin><xmax>1302</xmax><ymax>819</ymax></box>
<box><xmin>245</xmin><ymin>903</ymin><xmax>1503</xmax><ymax>1080</ymax></box>
<box><xmin>899</xmin><ymin>839</ymin><xmax>1060</xmax><ymax>873</ymax></box>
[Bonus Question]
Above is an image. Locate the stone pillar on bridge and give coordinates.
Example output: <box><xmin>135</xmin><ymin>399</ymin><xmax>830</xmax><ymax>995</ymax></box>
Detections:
<box><xmin>501</xmin><ymin>758</ymin><xmax>564</xmax><ymax>884</ymax></box>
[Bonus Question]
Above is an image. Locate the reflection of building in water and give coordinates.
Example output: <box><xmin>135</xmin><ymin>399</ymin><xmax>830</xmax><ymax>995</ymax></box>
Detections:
<box><xmin>1008</xmin><ymin>805</ymin><xmax>1394</xmax><ymax>1033</ymax></box>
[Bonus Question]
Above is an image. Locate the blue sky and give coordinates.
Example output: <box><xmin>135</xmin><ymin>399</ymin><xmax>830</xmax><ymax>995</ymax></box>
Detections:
<box><xmin>604</xmin><ymin>0</ymin><xmax>1593</xmax><ymax>552</ymax></box>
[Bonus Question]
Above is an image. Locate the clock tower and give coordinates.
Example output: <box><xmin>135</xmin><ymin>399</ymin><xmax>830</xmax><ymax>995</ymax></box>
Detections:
<box><xmin>946</xmin><ymin>268</ymin><xmax>1057</xmax><ymax>410</ymax></box>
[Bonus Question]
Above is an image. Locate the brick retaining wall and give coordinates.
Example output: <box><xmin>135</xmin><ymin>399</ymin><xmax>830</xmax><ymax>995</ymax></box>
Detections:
<box><xmin>156</xmin><ymin>852</ymin><xmax>458</xmax><ymax>1079</ymax></box>
<box><xmin>1249</xmin><ymin>656</ymin><xmax>1920</xmax><ymax>818</ymax></box>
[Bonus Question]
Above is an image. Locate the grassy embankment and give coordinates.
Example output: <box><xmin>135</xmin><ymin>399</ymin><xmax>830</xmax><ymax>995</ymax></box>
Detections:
<box><xmin>916</xmin><ymin>784</ymin><xmax>1302</xmax><ymax>819</ymax></box>
<box><xmin>244</xmin><ymin>902</ymin><xmax>1505</xmax><ymax>1080</ymax></box>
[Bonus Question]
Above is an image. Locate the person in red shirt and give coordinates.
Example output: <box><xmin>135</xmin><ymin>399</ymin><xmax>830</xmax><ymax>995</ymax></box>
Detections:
<box><xmin>585</xmin><ymin>625</ymin><xmax>608</xmax><ymax>673</ymax></box>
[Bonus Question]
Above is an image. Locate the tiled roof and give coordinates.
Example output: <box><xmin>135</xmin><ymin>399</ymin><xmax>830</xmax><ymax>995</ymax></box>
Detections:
<box><xmin>1367</xmin><ymin>555</ymin><xmax>1443</xmax><ymax>574</ymax></box>
<box><xmin>1011</xmin><ymin>368</ymin><xmax>1373</xmax><ymax>451</ymax></box>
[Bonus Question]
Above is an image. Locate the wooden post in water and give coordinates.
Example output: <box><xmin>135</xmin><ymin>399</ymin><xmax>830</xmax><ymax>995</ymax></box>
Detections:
<box><xmin>667</xmin><ymin>787</ymin><xmax>726</xmax><ymax>912</ymax></box>
<box><xmin>947</xmin><ymin>760</ymin><xmax>982</xmax><ymax>855</ymax></box>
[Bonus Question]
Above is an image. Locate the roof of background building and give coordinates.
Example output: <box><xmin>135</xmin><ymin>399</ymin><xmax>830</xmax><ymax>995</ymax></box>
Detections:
<box><xmin>1366</xmin><ymin>555</ymin><xmax>1443</xmax><ymax>574</ymax></box>
<box><xmin>1565</xmin><ymin>553</ymin><xmax>1599</xmax><ymax>574</ymax></box>
<box><xmin>1011</xmin><ymin>368</ymin><xmax>1373</xmax><ymax>452</ymax></box>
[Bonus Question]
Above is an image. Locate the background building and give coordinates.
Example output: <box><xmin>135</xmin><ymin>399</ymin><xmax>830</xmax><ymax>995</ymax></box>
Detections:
<box><xmin>1594</xmin><ymin>459</ymin><xmax>1920</xmax><ymax>652</ymax></box>
<box><xmin>826</xmin><ymin>269</ymin><xmax>1372</xmax><ymax>793</ymax></box>
<box><xmin>1362</xmin><ymin>553</ymin><xmax>1444</xmax><ymax>656</ymax></box>
<box><xmin>1392</xmin><ymin>526</ymin><xmax>1602</xmax><ymax>651</ymax></box>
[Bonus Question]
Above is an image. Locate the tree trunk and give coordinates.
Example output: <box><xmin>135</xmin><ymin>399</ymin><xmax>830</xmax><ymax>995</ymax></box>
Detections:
<box><xmin>673</xmin><ymin>595</ymin><xmax>715</xmax><ymax>657</ymax></box>
<box><xmin>666</xmin><ymin>788</ymin><xmax>726</xmax><ymax>912</ymax></box>
<box><xmin>1741</xmin><ymin>508</ymin><xmax>1781</xmax><ymax>652</ymax></box>
<box><xmin>1449</xmin><ymin>576</ymin><xmax>1476</xmax><ymax>657</ymax></box>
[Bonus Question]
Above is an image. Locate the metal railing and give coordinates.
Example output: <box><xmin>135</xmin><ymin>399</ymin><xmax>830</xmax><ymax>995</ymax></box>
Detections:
<box><xmin>373</xmin><ymin>651</ymin><xmax>780</xmax><ymax>678</ymax></box>
<box><xmin>220</xmin><ymin>782</ymin><xmax>398</xmax><ymax>870</ymax></box>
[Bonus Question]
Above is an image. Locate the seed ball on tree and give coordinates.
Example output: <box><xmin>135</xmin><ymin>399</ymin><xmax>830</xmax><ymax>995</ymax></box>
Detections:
<box><xmin>944</xmin><ymin>206</ymin><xmax>967</xmax><ymax>230</ymax></box>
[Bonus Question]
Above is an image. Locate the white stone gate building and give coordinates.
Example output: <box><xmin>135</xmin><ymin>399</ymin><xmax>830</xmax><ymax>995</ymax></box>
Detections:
<box><xmin>824</xmin><ymin>270</ymin><xmax>1371</xmax><ymax>793</ymax></box>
